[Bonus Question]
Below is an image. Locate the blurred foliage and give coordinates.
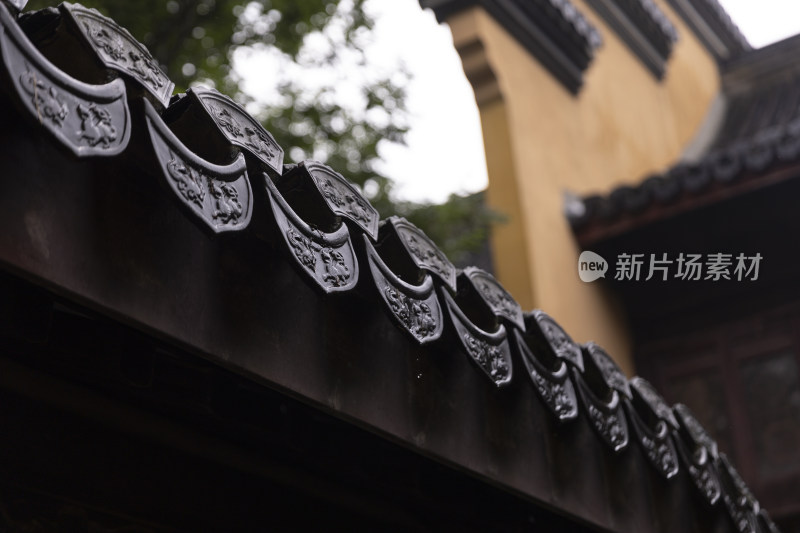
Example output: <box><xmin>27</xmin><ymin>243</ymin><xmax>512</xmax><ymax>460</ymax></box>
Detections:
<box><xmin>25</xmin><ymin>0</ymin><xmax>499</xmax><ymax>264</ymax></box>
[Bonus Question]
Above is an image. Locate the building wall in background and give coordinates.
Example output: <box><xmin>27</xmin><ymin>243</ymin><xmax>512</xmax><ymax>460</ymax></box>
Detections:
<box><xmin>444</xmin><ymin>0</ymin><xmax>719</xmax><ymax>374</ymax></box>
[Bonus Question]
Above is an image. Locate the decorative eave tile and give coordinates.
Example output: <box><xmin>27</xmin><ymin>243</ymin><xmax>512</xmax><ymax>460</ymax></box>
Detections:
<box><xmin>189</xmin><ymin>86</ymin><xmax>283</xmax><ymax>174</ymax></box>
<box><xmin>364</xmin><ymin>235</ymin><xmax>443</xmax><ymax>344</ymax></box>
<box><xmin>673</xmin><ymin>402</ymin><xmax>719</xmax><ymax>460</ymax></box>
<box><xmin>528</xmin><ymin>310</ymin><xmax>584</xmax><ymax>371</ymax></box>
<box><xmin>717</xmin><ymin>453</ymin><xmax>760</xmax><ymax>533</ymax></box>
<box><xmin>144</xmin><ymin>98</ymin><xmax>252</xmax><ymax>234</ymax></box>
<box><xmin>572</xmin><ymin>365</ymin><xmax>629</xmax><ymax>453</ymax></box>
<box><xmin>584</xmin><ymin>341</ymin><xmax>632</xmax><ymax>400</ymax></box>
<box><xmin>625</xmin><ymin>408</ymin><xmax>679</xmax><ymax>479</ymax></box>
<box><xmin>0</xmin><ymin>1</ymin><xmax>130</xmax><ymax>157</ymax></box>
<box><xmin>756</xmin><ymin>510</ymin><xmax>781</xmax><ymax>533</ymax></box>
<box><xmin>572</xmin><ymin>346</ymin><xmax>630</xmax><ymax>453</ymax></box>
<box><xmin>440</xmin><ymin>288</ymin><xmax>512</xmax><ymax>388</ymax></box>
<box><xmin>630</xmin><ymin>376</ymin><xmax>679</xmax><ymax>429</ymax></box>
<box><xmin>382</xmin><ymin>217</ymin><xmax>456</xmax><ymax>292</ymax></box>
<box><xmin>512</xmin><ymin>325</ymin><xmax>578</xmax><ymax>422</ymax></box>
<box><xmin>623</xmin><ymin>378</ymin><xmax>680</xmax><ymax>480</ymax></box>
<box><xmin>263</xmin><ymin>174</ymin><xmax>358</xmax><ymax>293</ymax></box>
<box><xmin>4</xmin><ymin>0</ymin><xmax>26</xmax><ymax>14</ymax></box>
<box><xmin>462</xmin><ymin>267</ymin><xmax>524</xmax><ymax>331</ymax></box>
<box><xmin>279</xmin><ymin>161</ymin><xmax>379</xmax><ymax>240</ymax></box>
<box><xmin>61</xmin><ymin>2</ymin><xmax>174</xmax><ymax>108</ymax></box>
<box><xmin>671</xmin><ymin>403</ymin><xmax>722</xmax><ymax>506</ymax></box>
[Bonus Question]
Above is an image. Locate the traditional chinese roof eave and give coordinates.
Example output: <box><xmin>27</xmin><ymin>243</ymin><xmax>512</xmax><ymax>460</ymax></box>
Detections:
<box><xmin>0</xmin><ymin>2</ymin><xmax>779</xmax><ymax>531</ymax></box>
<box><xmin>721</xmin><ymin>32</ymin><xmax>800</xmax><ymax>93</ymax></box>
<box><xmin>664</xmin><ymin>0</ymin><xmax>750</xmax><ymax>64</ymax></box>
<box><xmin>419</xmin><ymin>0</ymin><xmax>602</xmax><ymax>94</ymax></box>
<box><xmin>568</xmin><ymin>33</ymin><xmax>800</xmax><ymax>246</ymax></box>
<box><xmin>570</xmin><ymin>157</ymin><xmax>800</xmax><ymax>249</ymax></box>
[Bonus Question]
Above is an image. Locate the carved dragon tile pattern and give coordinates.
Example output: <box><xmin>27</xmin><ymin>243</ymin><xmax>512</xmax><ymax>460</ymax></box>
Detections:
<box><xmin>723</xmin><ymin>498</ymin><xmax>757</xmax><ymax>533</ymax></box>
<box><xmin>192</xmin><ymin>88</ymin><xmax>284</xmax><ymax>173</ymax></box>
<box><xmin>631</xmin><ymin>377</ymin><xmax>678</xmax><ymax>428</ymax></box>
<box><xmin>208</xmin><ymin>102</ymin><xmax>277</xmax><ymax>160</ymax></box>
<box><xmin>516</xmin><ymin>330</ymin><xmax>578</xmax><ymax>421</ymax></box>
<box><xmin>211</xmin><ymin>105</ymin><xmax>242</xmax><ymax>137</ymax></box>
<box><xmin>393</xmin><ymin>221</ymin><xmax>456</xmax><ymax>290</ymax></box>
<box><xmin>366</xmin><ymin>237</ymin><xmax>442</xmax><ymax>344</ymax></box>
<box><xmin>530</xmin><ymin>370</ymin><xmax>578</xmax><ymax>420</ymax></box>
<box><xmin>721</xmin><ymin>455</ymin><xmax>758</xmax><ymax>508</ymax></box>
<box><xmin>407</xmin><ymin>236</ymin><xmax>449</xmax><ymax>277</ymax></box>
<box><xmin>164</xmin><ymin>153</ymin><xmax>247</xmax><ymax>230</ymax></box>
<box><xmin>243</xmin><ymin>126</ymin><xmax>278</xmax><ymax>160</ymax></box>
<box><xmin>76</xmin><ymin>103</ymin><xmax>118</xmax><ymax>147</ymax></box>
<box><xmin>674</xmin><ymin>403</ymin><xmax>718</xmax><ymax>458</ymax></box>
<box><xmin>306</xmin><ymin>163</ymin><xmax>379</xmax><ymax>238</ymax></box>
<box><xmin>573</xmin><ymin>363</ymin><xmax>629</xmax><ymax>452</ymax></box>
<box><xmin>687</xmin><ymin>459</ymin><xmax>721</xmax><ymax>505</ymax></box>
<box><xmin>264</xmin><ymin>172</ymin><xmax>357</xmax><ymax>292</ymax></box>
<box><xmin>319</xmin><ymin>178</ymin><xmax>372</xmax><ymax>224</ymax></box>
<box><xmin>320</xmin><ymin>247</ymin><xmax>351</xmax><ymax>287</ymax></box>
<box><xmin>285</xmin><ymin>228</ymin><xmax>352</xmax><ymax>289</ymax></box>
<box><xmin>22</xmin><ymin>71</ymin><xmax>118</xmax><ymax>149</ymax></box>
<box><xmin>13</xmin><ymin>63</ymin><xmax>128</xmax><ymax>155</ymax></box>
<box><xmin>167</xmin><ymin>157</ymin><xmax>206</xmax><ymax>208</ymax></box>
<box><xmin>717</xmin><ymin>454</ymin><xmax>760</xmax><ymax>532</ymax></box>
<box><xmin>534</xmin><ymin>312</ymin><xmax>584</xmax><ymax>370</ymax></box>
<box><xmin>673</xmin><ymin>408</ymin><xmax>722</xmax><ymax>505</ymax></box>
<box><xmin>287</xmin><ymin>227</ymin><xmax>318</xmax><ymax>270</ymax></box>
<box><xmin>67</xmin><ymin>4</ymin><xmax>173</xmax><ymax>106</ymax></box>
<box><xmin>625</xmin><ymin>390</ymin><xmax>680</xmax><ymax>479</ymax></box>
<box><xmin>463</xmin><ymin>333</ymin><xmax>510</xmax><ymax>385</ymax></box>
<box><xmin>466</xmin><ymin>268</ymin><xmax>523</xmax><ymax>329</ymax></box>
<box><xmin>0</xmin><ymin>1</ymin><xmax>130</xmax><ymax>157</ymax></box>
<box><xmin>586</xmin><ymin>403</ymin><xmax>628</xmax><ymax>451</ymax></box>
<box><xmin>637</xmin><ymin>423</ymin><xmax>679</xmax><ymax>479</ymax></box>
<box><xmin>384</xmin><ymin>286</ymin><xmax>438</xmax><ymax>341</ymax></box>
<box><xmin>479</xmin><ymin>281</ymin><xmax>517</xmax><ymax>316</ymax></box>
<box><xmin>586</xmin><ymin>343</ymin><xmax>631</xmax><ymax>399</ymax></box>
<box><xmin>209</xmin><ymin>180</ymin><xmax>244</xmax><ymax>224</ymax></box>
<box><xmin>19</xmin><ymin>67</ymin><xmax>69</xmax><ymax>126</ymax></box>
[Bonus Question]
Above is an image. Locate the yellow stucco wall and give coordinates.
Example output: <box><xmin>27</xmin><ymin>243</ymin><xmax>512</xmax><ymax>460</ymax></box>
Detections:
<box><xmin>446</xmin><ymin>0</ymin><xmax>720</xmax><ymax>374</ymax></box>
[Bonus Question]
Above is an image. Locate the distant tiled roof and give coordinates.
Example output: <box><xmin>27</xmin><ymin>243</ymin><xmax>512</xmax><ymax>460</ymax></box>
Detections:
<box><xmin>0</xmin><ymin>1</ymin><xmax>780</xmax><ymax>530</ymax></box>
<box><xmin>584</xmin><ymin>0</ymin><xmax>678</xmax><ymax>78</ymax></box>
<box><xmin>568</xmin><ymin>34</ymin><xmax>800</xmax><ymax>238</ymax></box>
<box><xmin>419</xmin><ymin>0</ymin><xmax>602</xmax><ymax>93</ymax></box>
<box><xmin>665</xmin><ymin>0</ymin><xmax>751</xmax><ymax>62</ymax></box>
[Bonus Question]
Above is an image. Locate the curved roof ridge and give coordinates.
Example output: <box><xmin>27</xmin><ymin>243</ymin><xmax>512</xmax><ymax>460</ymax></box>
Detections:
<box><xmin>0</xmin><ymin>2</ymin><xmax>778</xmax><ymax>530</ymax></box>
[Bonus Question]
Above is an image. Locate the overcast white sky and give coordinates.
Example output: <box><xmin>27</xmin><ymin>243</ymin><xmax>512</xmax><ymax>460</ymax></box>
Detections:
<box><xmin>238</xmin><ymin>0</ymin><xmax>800</xmax><ymax>204</ymax></box>
<box><xmin>718</xmin><ymin>0</ymin><xmax>800</xmax><ymax>47</ymax></box>
<box><xmin>370</xmin><ymin>0</ymin><xmax>800</xmax><ymax>203</ymax></box>
<box><xmin>364</xmin><ymin>1</ymin><xmax>487</xmax><ymax>204</ymax></box>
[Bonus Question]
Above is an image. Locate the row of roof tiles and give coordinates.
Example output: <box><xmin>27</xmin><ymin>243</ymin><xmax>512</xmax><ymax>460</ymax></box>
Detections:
<box><xmin>0</xmin><ymin>2</ymin><xmax>780</xmax><ymax>531</ymax></box>
<box><xmin>568</xmin><ymin>113</ymin><xmax>800</xmax><ymax>231</ymax></box>
<box><xmin>422</xmin><ymin>0</ymin><xmax>749</xmax><ymax>93</ymax></box>
<box><xmin>569</xmin><ymin>30</ymin><xmax>800</xmax><ymax>233</ymax></box>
